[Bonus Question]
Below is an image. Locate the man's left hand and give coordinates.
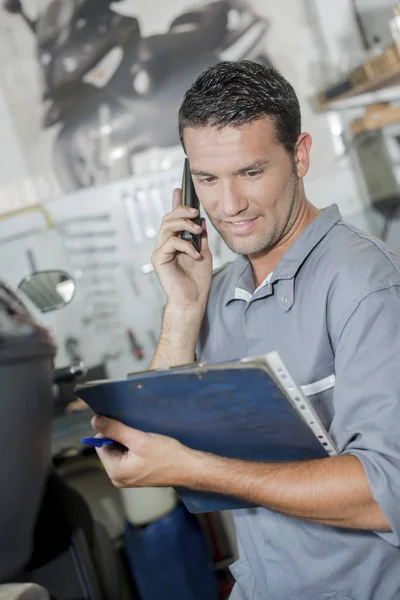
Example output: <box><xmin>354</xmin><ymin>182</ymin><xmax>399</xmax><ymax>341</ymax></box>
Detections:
<box><xmin>91</xmin><ymin>415</ymin><xmax>199</xmax><ymax>488</ymax></box>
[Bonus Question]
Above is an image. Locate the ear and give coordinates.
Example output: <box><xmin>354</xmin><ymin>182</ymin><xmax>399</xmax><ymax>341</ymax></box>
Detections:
<box><xmin>294</xmin><ymin>133</ymin><xmax>312</xmax><ymax>178</ymax></box>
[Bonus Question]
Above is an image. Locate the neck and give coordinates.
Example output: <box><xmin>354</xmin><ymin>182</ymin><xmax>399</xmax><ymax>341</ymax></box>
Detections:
<box><xmin>249</xmin><ymin>199</ymin><xmax>321</xmax><ymax>288</ymax></box>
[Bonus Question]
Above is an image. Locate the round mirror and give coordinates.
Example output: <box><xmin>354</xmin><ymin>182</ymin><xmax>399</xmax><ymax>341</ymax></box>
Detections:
<box><xmin>18</xmin><ymin>270</ymin><xmax>76</xmax><ymax>313</ymax></box>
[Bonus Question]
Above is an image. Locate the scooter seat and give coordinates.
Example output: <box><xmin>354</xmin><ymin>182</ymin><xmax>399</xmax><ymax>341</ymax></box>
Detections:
<box><xmin>142</xmin><ymin>1</ymin><xmax>229</xmax><ymax>64</ymax></box>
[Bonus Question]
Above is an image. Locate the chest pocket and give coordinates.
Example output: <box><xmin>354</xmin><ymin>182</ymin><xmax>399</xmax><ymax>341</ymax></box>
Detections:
<box><xmin>301</xmin><ymin>374</ymin><xmax>335</xmax><ymax>430</ymax></box>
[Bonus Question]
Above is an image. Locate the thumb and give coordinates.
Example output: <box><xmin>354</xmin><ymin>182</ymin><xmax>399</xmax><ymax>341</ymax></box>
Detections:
<box><xmin>91</xmin><ymin>416</ymin><xmax>132</xmax><ymax>446</ymax></box>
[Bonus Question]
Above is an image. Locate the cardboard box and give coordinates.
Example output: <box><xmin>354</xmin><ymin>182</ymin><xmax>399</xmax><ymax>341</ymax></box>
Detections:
<box><xmin>351</xmin><ymin>102</ymin><xmax>400</xmax><ymax>135</ymax></box>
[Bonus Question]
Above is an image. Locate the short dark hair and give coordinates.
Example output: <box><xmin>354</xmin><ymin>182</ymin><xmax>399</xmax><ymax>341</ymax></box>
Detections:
<box><xmin>178</xmin><ymin>61</ymin><xmax>301</xmax><ymax>155</ymax></box>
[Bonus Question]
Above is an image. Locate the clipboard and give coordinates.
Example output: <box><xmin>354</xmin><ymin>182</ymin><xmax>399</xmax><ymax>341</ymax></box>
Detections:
<box><xmin>77</xmin><ymin>351</ymin><xmax>337</xmax><ymax>513</ymax></box>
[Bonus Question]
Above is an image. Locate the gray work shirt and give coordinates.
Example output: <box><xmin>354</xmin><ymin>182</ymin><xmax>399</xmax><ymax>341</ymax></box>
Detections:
<box><xmin>197</xmin><ymin>205</ymin><xmax>400</xmax><ymax>600</ymax></box>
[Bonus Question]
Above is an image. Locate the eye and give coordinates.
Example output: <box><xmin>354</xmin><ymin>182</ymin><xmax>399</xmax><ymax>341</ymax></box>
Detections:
<box><xmin>244</xmin><ymin>170</ymin><xmax>262</xmax><ymax>178</ymax></box>
<box><xmin>198</xmin><ymin>176</ymin><xmax>216</xmax><ymax>184</ymax></box>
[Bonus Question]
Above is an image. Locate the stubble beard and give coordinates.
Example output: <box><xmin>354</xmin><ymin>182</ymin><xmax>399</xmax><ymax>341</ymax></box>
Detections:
<box><xmin>211</xmin><ymin>174</ymin><xmax>300</xmax><ymax>257</ymax></box>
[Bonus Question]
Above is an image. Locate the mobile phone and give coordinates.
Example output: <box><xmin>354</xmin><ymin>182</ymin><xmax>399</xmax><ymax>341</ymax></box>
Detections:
<box><xmin>180</xmin><ymin>157</ymin><xmax>201</xmax><ymax>253</ymax></box>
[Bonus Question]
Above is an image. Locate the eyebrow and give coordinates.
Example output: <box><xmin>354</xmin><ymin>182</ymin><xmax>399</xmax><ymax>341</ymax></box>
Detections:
<box><xmin>191</xmin><ymin>159</ymin><xmax>270</xmax><ymax>178</ymax></box>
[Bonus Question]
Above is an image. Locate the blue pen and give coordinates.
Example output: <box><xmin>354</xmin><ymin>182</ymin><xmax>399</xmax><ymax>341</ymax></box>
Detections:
<box><xmin>81</xmin><ymin>437</ymin><xmax>127</xmax><ymax>451</ymax></box>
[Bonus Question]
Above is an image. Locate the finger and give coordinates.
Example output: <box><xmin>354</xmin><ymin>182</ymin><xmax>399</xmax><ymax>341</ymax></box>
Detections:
<box><xmin>92</xmin><ymin>415</ymin><xmax>134</xmax><ymax>447</ymax></box>
<box><xmin>65</xmin><ymin>398</ymin><xmax>89</xmax><ymax>414</ymax></box>
<box><xmin>95</xmin><ymin>446</ymin><xmax>128</xmax><ymax>487</ymax></box>
<box><xmin>163</xmin><ymin>205</ymin><xmax>199</xmax><ymax>222</ymax></box>
<box><xmin>154</xmin><ymin>235</ymin><xmax>201</xmax><ymax>265</ymax></box>
<box><xmin>199</xmin><ymin>218</ymin><xmax>210</xmax><ymax>252</ymax></box>
<box><xmin>156</xmin><ymin>217</ymin><xmax>202</xmax><ymax>248</ymax></box>
<box><xmin>172</xmin><ymin>187</ymin><xmax>181</xmax><ymax>210</ymax></box>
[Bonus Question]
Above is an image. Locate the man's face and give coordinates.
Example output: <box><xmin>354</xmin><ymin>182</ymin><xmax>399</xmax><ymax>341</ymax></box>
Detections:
<box><xmin>184</xmin><ymin>118</ymin><xmax>310</xmax><ymax>257</ymax></box>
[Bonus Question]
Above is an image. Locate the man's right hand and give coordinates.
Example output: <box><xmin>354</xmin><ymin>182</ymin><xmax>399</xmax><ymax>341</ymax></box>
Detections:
<box><xmin>151</xmin><ymin>188</ymin><xmax>213</xmax><ymax>311</ymax></box>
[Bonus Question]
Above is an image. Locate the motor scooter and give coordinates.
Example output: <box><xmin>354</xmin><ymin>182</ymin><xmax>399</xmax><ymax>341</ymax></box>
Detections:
<box><xmin>3</xmin><ymin>0</ymin><xmax>272</xmax><ymax>190</ymax></box>
<box><xmin>0</xmin><ymin>269</ymin><xmax>136</xmax><ymax>599</ymax></box>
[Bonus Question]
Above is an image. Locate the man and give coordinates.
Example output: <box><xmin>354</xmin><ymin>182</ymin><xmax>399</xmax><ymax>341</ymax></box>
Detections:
<box><xmin>92</xmin><ymin>61</ymin><xmax>400</xmax><ymax>599</ymax></box>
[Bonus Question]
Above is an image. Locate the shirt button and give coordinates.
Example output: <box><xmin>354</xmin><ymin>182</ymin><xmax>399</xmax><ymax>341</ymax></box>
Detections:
<box><xmin>282</xmin><ymin>296</ymin><xmax>288</xmax><ymax>305</ymax></box>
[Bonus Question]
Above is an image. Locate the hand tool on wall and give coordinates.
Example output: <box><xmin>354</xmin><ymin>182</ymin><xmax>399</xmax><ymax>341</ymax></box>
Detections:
<box><xmin>136</xmin><ymin>188</ymin><xmax>157</xmax><ymax>238</ymax></box>
<box><xmin>84</xmin><ymin>276</ymin><xmax>115</xmax><ymax>285</ymax></box>
<box><xmin>127</xmin><ymin>328</ymin><xmax>144</xmax><ymax>360</ymax></box>
<box><xmin>67</xmin><ymin>245</ymin><xmax>117</xmax><ymax>254</ymax></box>
<box><xmin>58</xmin><ymin>214</ymin><xmax>111</xmax><ymax>226</ymax></box>
<box><xmin>122</xmin><ymin>192</ymin><xmax>143</xmax><ymax>244</ymax></box>
<box><xmin>88</xmin><ymin>300</ymin><xmax>119</xmax><ymax>311</ymax></box>
<box><xmin>94</xmin><ymin>321</ymin><xmax>122</xmax><ymax>332</ymax></box>
<box><xmin>2</xmin><ymin>227</ymin><xmax>43</xmax><ymax>245</ymax></box>
<box><xmin>84</xmin><ymin>289</ymin><xmax>117</xmax><ymax>298</ymax></box>
<box><xmin>63</xmin><ymin>230</ymin><xmax>117</xmax><ymax>239</ymax></box>
<box><xmin>73</xmin><ymin>262</ymin><xmax>120</xmax><ymax>270</ymax></box>
<box><xmin>82</xmin><ymin>310</ymin><xmax>118</xmax><ymax>325</ymax></box>
<box><xmin>26</xmin><ymin>249</ymin><xmax>39</xmax><ymax>272</ymax></box>
<box><xmin>124</xmin><ymin>265</ymin><xmax>140</xmax><ymax>296</ymax></box>
<box><xmin>150</xmin><ymin>185</ymin><xmax>166</xmax><ymax>222</ymax></box>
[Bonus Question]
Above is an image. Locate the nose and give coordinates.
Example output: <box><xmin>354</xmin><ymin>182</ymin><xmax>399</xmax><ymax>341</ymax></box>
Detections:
<box><xmin>219</xmin><ymin>180</ymin><xmax>249</xmax><ymax>217</ymax></box>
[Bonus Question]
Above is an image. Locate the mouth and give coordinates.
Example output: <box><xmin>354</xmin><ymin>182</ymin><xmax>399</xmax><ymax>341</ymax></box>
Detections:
<box><xmin>222</xmin><ymin>216</ymin><xmax>259</xmax><ymax>235</ymax></box>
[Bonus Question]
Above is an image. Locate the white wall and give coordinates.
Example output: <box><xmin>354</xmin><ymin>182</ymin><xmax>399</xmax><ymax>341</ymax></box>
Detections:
<box><xmin>355</xmin><ymin>0</ymin><xmax>395</xmax><ymax>47</ymax></box>
<box><xmin>0</xmin><ymin>86</ymin><xmax>28</xmax><ymax>187</ymax></box>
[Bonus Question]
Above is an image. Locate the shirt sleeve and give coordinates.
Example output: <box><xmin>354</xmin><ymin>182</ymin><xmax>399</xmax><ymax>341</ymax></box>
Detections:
<box><xmin>331</xmin><ymin>284</ymin><xmax>400</xmax><ymax>545</ymax></box>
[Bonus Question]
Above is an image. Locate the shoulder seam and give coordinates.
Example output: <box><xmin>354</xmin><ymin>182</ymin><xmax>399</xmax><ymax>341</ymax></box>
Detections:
<box><xmin>337</xmin><ymin>220</ymin><xmax>400</xmax><ymax>276</ymax></box>
<box><xmin>336</xmin><ymin>282</ymin><xmax>400</xmax><ymax>348</ymax></box>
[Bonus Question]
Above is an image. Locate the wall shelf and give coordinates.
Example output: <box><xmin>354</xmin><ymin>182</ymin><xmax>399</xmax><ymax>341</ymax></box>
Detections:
<box><xmin>317</xmin><ymin>42</ymin><xmax>400</xmax><ymax>111</ymax></box>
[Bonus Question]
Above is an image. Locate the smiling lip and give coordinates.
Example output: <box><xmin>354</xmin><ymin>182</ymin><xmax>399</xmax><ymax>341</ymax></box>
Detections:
<box><xmin>223</xmin><ymin>217</ymin><xmax>259</xmax><ymax>235</ymax></box>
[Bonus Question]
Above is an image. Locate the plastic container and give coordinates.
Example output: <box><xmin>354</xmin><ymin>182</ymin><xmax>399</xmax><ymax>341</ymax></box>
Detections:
<box><xmin>120</xmin><ymin>487</ymin><xmax>177</xmax><ymax>526</ymax></box>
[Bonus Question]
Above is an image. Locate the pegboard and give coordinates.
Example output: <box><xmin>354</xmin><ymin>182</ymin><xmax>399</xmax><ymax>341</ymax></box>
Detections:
<box><xmin>0</xmin><ymin>167</ymin><xmax>234</xmax><ymax>377</ymax></box>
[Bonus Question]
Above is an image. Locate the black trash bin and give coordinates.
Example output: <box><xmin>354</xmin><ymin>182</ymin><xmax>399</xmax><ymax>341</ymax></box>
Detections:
<box><xmin>0</xmin><ymin>282</ymin><xmax>56</xmax><ymax>582</ymax></box>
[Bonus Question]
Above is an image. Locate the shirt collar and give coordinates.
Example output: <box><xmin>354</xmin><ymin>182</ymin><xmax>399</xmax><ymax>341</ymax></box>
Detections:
<box><xmin>223</xmin><ymin>204</ymin><xmax>342</xmax><ymax>306</ymax></box>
